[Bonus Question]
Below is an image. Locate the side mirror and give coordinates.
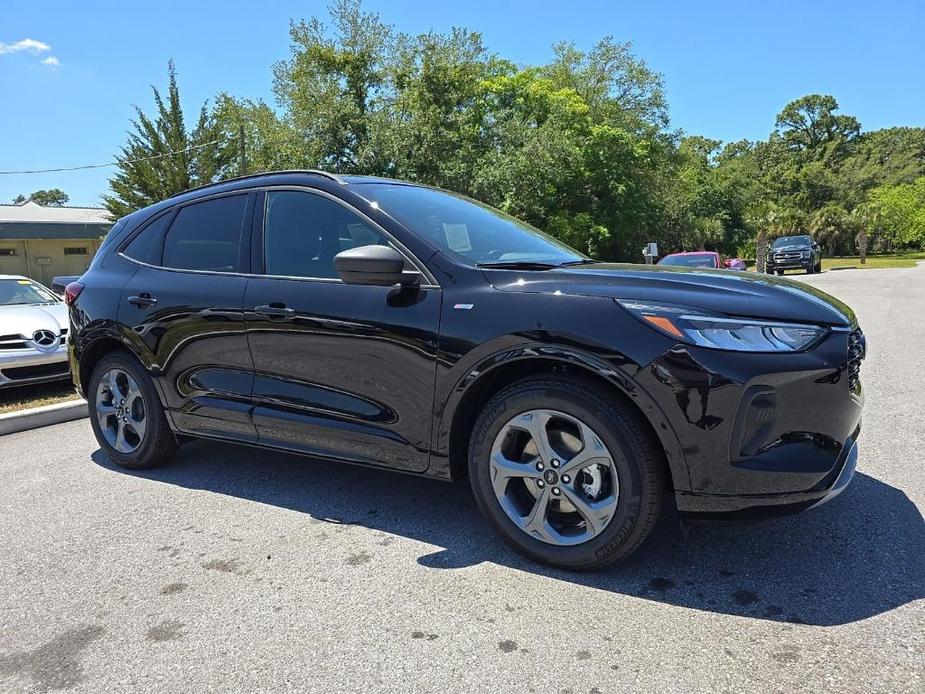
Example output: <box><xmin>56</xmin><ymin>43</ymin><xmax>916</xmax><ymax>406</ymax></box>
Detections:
<box><xmin>334</xmin><ymin>245</ymin><xmax>417</xmax><ymax>286</ymax></box>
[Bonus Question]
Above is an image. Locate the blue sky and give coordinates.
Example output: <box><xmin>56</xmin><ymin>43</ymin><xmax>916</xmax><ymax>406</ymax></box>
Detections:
<box><xmin>1</xmin><ymin>0</ymin><xmax>923</xmax><ymax>207</ymax></box>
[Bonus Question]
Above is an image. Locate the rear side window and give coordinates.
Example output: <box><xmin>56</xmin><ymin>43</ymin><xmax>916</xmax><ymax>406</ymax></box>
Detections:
<box><xmin>162</xmin><ymin>195</ymin><xmax>248</xmax><ymax>272</ymax></box>
<box><xmin>123</xmin><ymin>214</ymin><xmax>171</xmax><ymax>264</ymax></box>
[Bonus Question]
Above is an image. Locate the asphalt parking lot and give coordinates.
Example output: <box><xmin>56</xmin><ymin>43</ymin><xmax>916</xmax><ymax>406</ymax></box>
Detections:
<box><xmin>1</xmin><ymin>265</ymin><xmax>922</xmax><ymax>693</ymax></box>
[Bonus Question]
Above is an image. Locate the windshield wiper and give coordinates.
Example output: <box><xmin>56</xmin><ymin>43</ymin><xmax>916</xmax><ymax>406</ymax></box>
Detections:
<box><xmin>477</xmin><ymin>261</ymin><xmax>559</xmax><ymax>270</ymax></box>
<box><xmin>557</xmin><ymin>258</ymin><xmax>597</xmax><ymax>267</ymax></box>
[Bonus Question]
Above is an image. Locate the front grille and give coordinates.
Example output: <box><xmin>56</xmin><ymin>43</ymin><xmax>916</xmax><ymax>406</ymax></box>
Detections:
<box><xmin>0</xmin><ymin>329</ymin><xmax>66</xmax><ymax>350</ymax></box>
<box><xmin>0</xmin><ymin>362</ymin><xmax>69</xmax><ymax>381</ymax></box>
<box><xmin>773</xmin><ymin>251</ymin><xmax>804</xmax><ymax>262</ymax></box>
<box><xmin>847</xmin><ymin>328</ymin><xmax>865</xmax><ymax>392</ymax></box>
<box><xmin>0</xmin><ymin>334</ymin><xmax>28</xmax><ymax>350</ymax></box>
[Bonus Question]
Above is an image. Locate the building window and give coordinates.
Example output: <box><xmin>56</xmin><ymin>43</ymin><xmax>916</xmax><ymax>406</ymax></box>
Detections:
<box><xmin>64</xmin><ymin>247</ymin><xmax>88</xmax><ymax>255</ymax></box>
<box><xmin>0</xmin><ymin>248</ymin><xmax>16</xmax><ymax>256</ymax></box>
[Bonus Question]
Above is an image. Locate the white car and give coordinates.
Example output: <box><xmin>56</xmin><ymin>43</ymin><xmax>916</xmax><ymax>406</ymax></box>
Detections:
<box><xmin>0</xmin><ymin>275</ymin><xmax>70</xmax><ymax>388</ymax></box>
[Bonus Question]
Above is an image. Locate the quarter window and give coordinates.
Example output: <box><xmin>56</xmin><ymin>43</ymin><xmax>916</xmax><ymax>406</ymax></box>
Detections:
<box><xmin>263</xmin><ymin>191</ymin><xmax>391</xmax><ymax>279</ymax></box>
<box><xmin>123</xmin><ymin>213</ymin><xmax>173</xmax><ymax>265</ymax></box>
<box><xmin>162</xmin><ymin>195</ymin><xmax>248</xmax><ymax>272</ymax></box>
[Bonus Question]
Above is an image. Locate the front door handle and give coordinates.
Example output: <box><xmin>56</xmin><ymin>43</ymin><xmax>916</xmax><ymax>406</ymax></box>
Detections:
<box><xmin>254</xmin><ymin>303</ymin><xmax>296</xmax><ymax>318</ymax></box>
<box><xmin>127</xmin><ymin>293</ymin><xmax>157</xmax><ymax>308</ymax></box>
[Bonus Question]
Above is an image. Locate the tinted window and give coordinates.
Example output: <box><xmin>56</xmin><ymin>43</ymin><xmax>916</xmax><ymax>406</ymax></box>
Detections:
<box><xmin>123</xmin><ymin>213</ymin><xmax>172</xmax><ymax>264</ymax></box>
<box><xmin>351</xmin><ymin>184</ymin><xmax>583</xmax><ymax>265</ymax></box>
<box><xmin>263</xmin><ymin>191</ymin><xmax>390</xmax><ymax>279</ymax></box>
<box><xmin>162</xmin><ymin>195</ymin><xmax>248</xmax><ymax>272</ymax></box>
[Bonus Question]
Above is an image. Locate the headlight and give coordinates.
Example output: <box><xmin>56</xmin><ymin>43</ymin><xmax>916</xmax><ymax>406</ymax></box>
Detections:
<box><xmin>802</xmin><ymin>250</ymin><xmax>811</xmax><ymax>258</ymax></box>
<box><xmin>617</xmin><ymin>300</ymin><xmax>827</xmax><ymax>352</ymax></box>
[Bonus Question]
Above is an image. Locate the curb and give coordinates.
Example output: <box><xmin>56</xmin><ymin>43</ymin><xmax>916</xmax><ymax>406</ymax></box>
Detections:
<box><xmin>0</xmin><ymin>399</ymin><xmax>88</xmax><ymax>436</ymax></box>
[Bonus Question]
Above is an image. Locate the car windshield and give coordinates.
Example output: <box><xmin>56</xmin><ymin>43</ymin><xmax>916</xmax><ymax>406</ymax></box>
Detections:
<box><xmin>351</xmin><ymin>184</ymin><xmax>584</xmax><ymax>265</ymax></box>
<box><xmin>658</xmin><ymin>254</ymin><xmax>717</xmax><ymax>268</ymax></box>
<box><xmin>772</xmin><ymin>235</ymin><xmax>812</xmax><ymax>248</ymax></box>
<box><xmin>0</xmin><ymin>279</ymin><xmax>59</xmax><ymax>306</ymax></box>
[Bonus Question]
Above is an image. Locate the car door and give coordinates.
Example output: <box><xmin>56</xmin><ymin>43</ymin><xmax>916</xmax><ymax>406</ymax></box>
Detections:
<box><xmin>243</xmin><ymin>187</ymin><xmax>441</xmax><ymax>472</ymax></box>
<box><xmin>118</xmin><ymin>192</ymin><xmax>258</xmax><ymax>442</ymax></box>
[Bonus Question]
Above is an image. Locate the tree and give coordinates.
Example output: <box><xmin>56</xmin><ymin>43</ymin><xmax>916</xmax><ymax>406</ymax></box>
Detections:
<box><xmin>774</xmin><ymin>94</ymin><xmax>860</xmax><ymax>156</ymax></box>
<box><xmin>103</xmin><ymin>61</ymin><xmax>230</xmax><ymax>218</ymax></box>
<box><xmin>868</xmin><ymin>177</ymin><xmax>925</xmax><ymax>249</ymax></box>
<box><xmin>271</xmin><ymin>0</ymin><xmax>394</xmax><ymax>174</ymax></box>
<box><xmin>12</xmin><ymin>189</ymin><xmax>69</xmax><ymax>206</ymax></box>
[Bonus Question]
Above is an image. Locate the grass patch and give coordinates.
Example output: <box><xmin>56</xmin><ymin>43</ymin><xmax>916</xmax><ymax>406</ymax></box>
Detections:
<box><xmin>0</xmin><ymin>380</ymin><xmax>81</xmax><ymax>415</ymax></box>
<box><xmin>822</xmin><ymin>252</ymin><xmax>925</xmax><ymax>271</ymax></box>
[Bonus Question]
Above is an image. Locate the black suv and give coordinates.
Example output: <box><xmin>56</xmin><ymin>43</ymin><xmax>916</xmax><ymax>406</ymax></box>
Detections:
<box><xmin>766</xmin><ymin>234</ymin><xmax>823</xmax><ymax>275</ymax></box>
<box><xmin>66</xmin><ymin>171</ymin><xmax>864</xmax><ymax>569</ymax></box>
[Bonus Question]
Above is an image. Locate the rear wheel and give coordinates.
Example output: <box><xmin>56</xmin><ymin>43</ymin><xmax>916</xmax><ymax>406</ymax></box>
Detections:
<box><xmin>468</xmin><ymin>375</ymin><xmax>663</xmax><ymax>569</ymax></box>
<box><xmin>88</xmin><ymin>352</ymin><xmax>177</xmax><ymax>469</ymax></box>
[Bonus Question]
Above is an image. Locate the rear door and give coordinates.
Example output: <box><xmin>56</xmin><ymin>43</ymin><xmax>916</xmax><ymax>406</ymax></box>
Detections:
<box><xmin>118</xmin><ymin>192</ymin><xmax>258</xmax><ymax>442</ymax></box>
<box><xmin>243</xmin><ymin>187</ymin><xmax>441</xmax><ymax>472</ymax></box>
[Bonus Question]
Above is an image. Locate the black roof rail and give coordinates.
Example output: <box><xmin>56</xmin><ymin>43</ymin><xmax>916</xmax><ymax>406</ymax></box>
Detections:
<box><xmin>167</xmin><ymin>169</ymin><xmax>347</xmax><ymax>200</ymax></box>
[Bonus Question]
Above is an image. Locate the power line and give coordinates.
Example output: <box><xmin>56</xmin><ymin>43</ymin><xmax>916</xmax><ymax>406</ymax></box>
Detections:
<box><xmin>0</xmin><ymin>139</ymin><xmax>225</xmax><ymax>175</ymax></box>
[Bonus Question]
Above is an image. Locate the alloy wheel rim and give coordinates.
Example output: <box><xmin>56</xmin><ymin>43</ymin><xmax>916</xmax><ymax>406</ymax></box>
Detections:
<box><xmin>95</xmin><ymin>368</ymin><xmax>147</xmax><ymax>454</ymax></box>
<box><xmin>489</xmin><ymin>409</ymin><xmax>620</xmax><ymax>546</ymax></box>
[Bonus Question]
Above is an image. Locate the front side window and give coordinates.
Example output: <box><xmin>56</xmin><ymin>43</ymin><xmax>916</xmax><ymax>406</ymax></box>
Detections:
<box><xmin>0</xmin><ymin>279</ymin><xmax>59</xmax><ymax>306</ymax></box>
<box><xmin>162</xmin><ymin>195</ymin><xmax>248</xmax><ymax>272</ymax></box>
<box><xmin>351</xmin><ymin>184</ymin><xmax>584</xmax><ymax>266</ymax></box>
<box><xmin>263</xmin><ymin>190</ymin><xmax>390</xmax><ymax>279</ymax></box>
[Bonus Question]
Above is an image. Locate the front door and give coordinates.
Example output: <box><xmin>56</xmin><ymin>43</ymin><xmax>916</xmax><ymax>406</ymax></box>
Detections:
<box><xmin>244</xmin><ymin>188</ymin><xmax>441</xmax><ymax>472</ymax></box>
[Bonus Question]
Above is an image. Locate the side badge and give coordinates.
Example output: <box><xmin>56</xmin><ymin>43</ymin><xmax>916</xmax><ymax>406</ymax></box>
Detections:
<box><xmin>453</xmin><ymin>303</ymin><xmax>474</xmax><ymax>310</ymax></box>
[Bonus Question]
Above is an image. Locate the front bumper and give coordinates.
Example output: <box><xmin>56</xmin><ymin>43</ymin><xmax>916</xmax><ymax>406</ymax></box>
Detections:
<box><xmin>675</xmin><ymin>429</ymin><xmax>859</xmax><ymax>519</ymax></box>
<box><xmin>635</xmin><ymin>328</ymin><xmax>863</xmax><ymax>520</ymax></box>
<box><xmin>0</xmin><ymin>346</ymin><xmax>70</xmax><ymax>388</ymax></box>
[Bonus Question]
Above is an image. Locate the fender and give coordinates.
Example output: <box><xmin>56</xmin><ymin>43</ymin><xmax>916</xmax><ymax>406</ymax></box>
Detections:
<box><xmin>429</xmin><ymin>339</ymin><xmax>691</xmax><ymax>491</ymax></box>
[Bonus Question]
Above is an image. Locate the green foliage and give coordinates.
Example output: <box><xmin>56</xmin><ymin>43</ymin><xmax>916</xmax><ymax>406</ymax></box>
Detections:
<box><xmin>103</xmin><ymin>61</ymin><xmax>232</xmax><ymax>218</ymax></box>
<box><xmin>868</xmin><ymin>177</ymin><xmax>925</xmax><ymax>249</ymax></box>
<box><xmin>107</xmin><ymin>1</ymin><xmax>925</xmax><ymax>258</ymax></box>
<box><xmin>12</xmin><ymin>189</ymin><xmax>69</xmax><ymax>206</ymax></box>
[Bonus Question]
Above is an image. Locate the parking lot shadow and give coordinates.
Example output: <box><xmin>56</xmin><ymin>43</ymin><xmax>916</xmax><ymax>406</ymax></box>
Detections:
<box><xmin>91</xmin><ymin>440</ymin><xmax>923</xmax><ymax>627</ymax></box>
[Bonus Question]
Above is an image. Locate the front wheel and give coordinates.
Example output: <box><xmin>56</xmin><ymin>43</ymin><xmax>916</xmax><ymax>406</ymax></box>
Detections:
<box><xmin>468</xmin><ymin>375</ymin><xmax>663</xmax><ymax>569</ymax></box>
<box><xmin>88</xmin><ymin>352</ymin><xmax>177</xmax><ymax>469</ymax></box>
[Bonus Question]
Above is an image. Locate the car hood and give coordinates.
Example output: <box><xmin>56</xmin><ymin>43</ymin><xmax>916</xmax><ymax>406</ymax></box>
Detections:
<box><xmin>0</xmin><ymin>302</ymin><xmax>68</xmax><ymax>335</ymax></box>
<box><xmin>772</xmin><ymin>245</ymin><xmax>811</xmax><ymax>252</ymax></box>
<box><xmin>484</xmin><ymin>263</ymin><xmax>856</xmax><ymax>326</ymax></box>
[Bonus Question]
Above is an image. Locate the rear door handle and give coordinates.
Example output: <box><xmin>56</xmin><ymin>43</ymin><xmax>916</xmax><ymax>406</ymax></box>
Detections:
<box><xmin>254</xmin><ymin>303</ymin><xmax>296</xmax><ymax>318</ymax></box>
<box><xmin>127</xmin><ymin>293</ymin><xmax>157</xmax><ymax>308</ymax></box>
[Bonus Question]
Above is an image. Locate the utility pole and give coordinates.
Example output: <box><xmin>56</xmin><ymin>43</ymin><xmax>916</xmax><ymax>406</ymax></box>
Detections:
<box><xmin>238</xmin><ymin>125</ymin><xmax>246</xmax><ymax>176</ymax></box>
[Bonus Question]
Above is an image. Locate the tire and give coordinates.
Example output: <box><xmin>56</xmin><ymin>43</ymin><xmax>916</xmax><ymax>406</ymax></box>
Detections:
<box><xmin>776</xmin><ymin>269</ymin><xmax>784</xmax><ymax>276</ymax></box>
<box><xmin>806</xmin><ymin>264</ymin><xmax>814</xmax><ymax>275</ymax></box>
<box><xmin>87</xmin><ymin>352</ymin><xmax>177</xmax><ymax>469</ymax></box>
<box><xmin>468</xmin><ymin>375</ymin><xmax>663</xmax><ymax>569</ymax></box>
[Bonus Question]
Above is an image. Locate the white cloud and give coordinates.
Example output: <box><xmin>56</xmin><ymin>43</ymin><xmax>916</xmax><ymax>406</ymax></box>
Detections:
<box><xmin>41</xmin><ymin>56</ymin><xmax>60</xmax><ymax>66</ymax></box>
<box><xmin>0</xmin><ymin>38</ymin><xmax>51</xmax><ymax>55</ymax></box>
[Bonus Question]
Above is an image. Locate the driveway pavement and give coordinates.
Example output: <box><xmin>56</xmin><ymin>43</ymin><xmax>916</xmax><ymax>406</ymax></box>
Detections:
<box><xmin>1</xmin><ymin>264</ymin><xmax>922</xmax><ymax>693</ymax></box>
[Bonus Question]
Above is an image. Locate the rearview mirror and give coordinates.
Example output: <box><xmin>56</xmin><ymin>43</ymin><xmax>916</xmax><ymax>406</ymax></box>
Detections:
<box><xmin>334</xmin><ymin>245</ymin><xmax>417</xmax><ymax>286</ymax></box>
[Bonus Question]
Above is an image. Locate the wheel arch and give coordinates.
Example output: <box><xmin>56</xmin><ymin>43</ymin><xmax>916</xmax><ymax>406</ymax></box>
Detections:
<box><xmin>435</xmin><ymin>346</ymin><xmax>690</xmax><ymax>493</ymax></box>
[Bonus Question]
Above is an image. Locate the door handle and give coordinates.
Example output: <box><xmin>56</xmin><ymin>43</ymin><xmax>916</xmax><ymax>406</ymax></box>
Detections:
<box><xmin>254</xmin><ymin>303</ymin><xmax>296</xmax><ymax>318</ymax></box>
<box><xmin>127</xmin><ymin>293</ymin><xmax>157</xmax><ymax>308</ymax></box>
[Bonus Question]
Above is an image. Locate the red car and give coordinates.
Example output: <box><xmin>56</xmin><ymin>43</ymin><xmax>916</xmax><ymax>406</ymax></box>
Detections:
<box><xmin>657</xmin><ymin>251</ymin><xmax>746</xmax><ymax>270</ymax></box>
